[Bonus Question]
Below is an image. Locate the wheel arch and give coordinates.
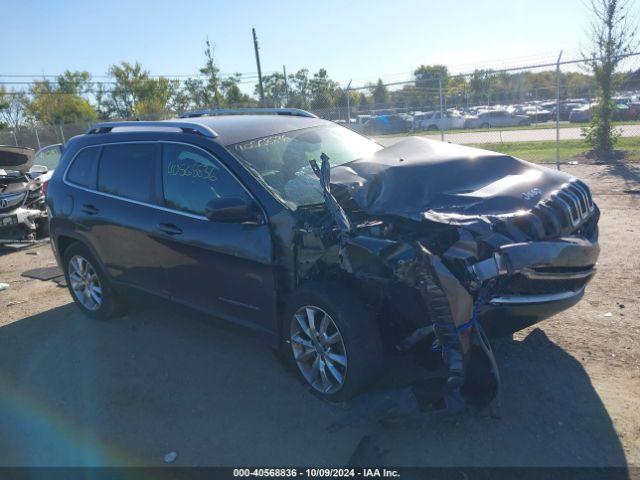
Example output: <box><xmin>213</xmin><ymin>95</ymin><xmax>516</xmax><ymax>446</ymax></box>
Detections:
<box><xmin>54</xmin><ymin>230</ymin><xmax>109</xmax><ymax>278</ymax></box>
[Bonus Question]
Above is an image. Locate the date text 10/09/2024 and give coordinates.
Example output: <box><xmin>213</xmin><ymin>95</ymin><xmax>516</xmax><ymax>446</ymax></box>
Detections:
<box><xmin>233</xmin><ymin>468</ymin><xmax>401</xmax><ymax>478</ymax></box>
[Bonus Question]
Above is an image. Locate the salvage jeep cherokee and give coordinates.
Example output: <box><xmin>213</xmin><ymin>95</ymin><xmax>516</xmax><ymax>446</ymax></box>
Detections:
<box><xmin>47</xmin><ymin>109</ymin><xmax>599</xmax><ymax>408</ymax></box>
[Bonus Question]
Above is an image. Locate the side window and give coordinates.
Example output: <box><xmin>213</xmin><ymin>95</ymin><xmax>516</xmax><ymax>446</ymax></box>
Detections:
<box><xmin>162</xmin><ymin>143</ymin><xmax>250</xmax><ymax>216</ymax></box>
<box><xmin>98</xmin><ymin>143</ymin><xmax>158</xmax><ymax>203</ymax></box>
<box><xmin>66</xmin><ymin>147</ymin><xmax>100</xmax><ymax>189</ymax></box>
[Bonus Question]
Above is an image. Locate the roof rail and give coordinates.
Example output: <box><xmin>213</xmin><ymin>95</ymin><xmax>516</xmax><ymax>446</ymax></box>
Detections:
<box><xmin>86</xmin><ymin>121</ymin><xmax>218</xmax><ymax>138</ymax></box>
<box><xmin>179</xmin><ymin>108</ymin><xmax>318</xmax><ymax>119</ymax></box>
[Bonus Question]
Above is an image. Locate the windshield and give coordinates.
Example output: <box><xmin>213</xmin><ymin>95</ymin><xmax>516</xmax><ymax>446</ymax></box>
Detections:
<box><xmin>229</xmin><ymin>124</ymin><xmax>383</xmax><ymax>206</ymax></box>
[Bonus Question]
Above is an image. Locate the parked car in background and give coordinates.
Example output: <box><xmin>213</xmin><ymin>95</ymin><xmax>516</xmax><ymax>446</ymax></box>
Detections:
<box><xmin>523</xmin><ymin>105</ymin><xmax>552</xmax><ymax>123</ymax></box>
<box><xmin>413</xmin><ymin>110</ymin><xmax>466</xmax><ymax>131</ymax></box>
<box><xmin>568</xmin><ymin>103</ymin><xmax>595</xmax><ymax>123</ymax></box>
<box><xmin>364</xmin><ymin>114</ymin><xmax>411</xmax><ymax>134</ymax></box>
<box><xmin>614</xmin><ymin>102</ymin><xmax>640</xmax><ymax>121</ymax></box>
<box><xmin>464</xmin><ymin>110</ymin><xmax>531</xmax><ymax>129</ymax></box>
<box><xmin>550</xmin><ymin>102</ymin><xmax>585</xmax><ymax>121</ymax></box>
<box><xmin>0</xmin><ymin>144</ymin><xmax>61</xmax><ymax>243</ymax></box>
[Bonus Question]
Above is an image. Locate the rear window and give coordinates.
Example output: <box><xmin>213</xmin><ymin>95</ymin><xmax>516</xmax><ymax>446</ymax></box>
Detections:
<box><xmin>66</xmin><ymin>147</ymin><xmax>100</xmax><ymax>189</ymax></box>
<box><xmin>98</xmin><ymin>143</ymin><xmax>158</xmax><ymax>203</ymax></box>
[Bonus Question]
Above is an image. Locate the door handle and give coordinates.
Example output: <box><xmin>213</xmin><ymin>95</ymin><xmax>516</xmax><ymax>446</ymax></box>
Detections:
<box><xmin>156</xmin><ymin>223</ymin><xmax>183</xmax><ymax>236</ymax></box>
<box><xmin>81</xmin><ymin>204</ymin><xmax>99</xmax><ymax>215</ymax></box>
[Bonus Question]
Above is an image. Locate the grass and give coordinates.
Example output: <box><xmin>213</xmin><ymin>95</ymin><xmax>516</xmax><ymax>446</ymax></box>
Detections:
<box><xmin>376</xmin><ymin>119</ymin><xmax>640</xmax><ymax>137</ymax></box>
<box><xmin>467</xmin><ymin>137</ymin><xmax>640</xmax><ymax>163</ymax></box>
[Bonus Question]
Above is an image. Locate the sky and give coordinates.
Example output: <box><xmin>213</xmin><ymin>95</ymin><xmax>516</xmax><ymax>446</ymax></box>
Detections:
<box><xmin>1</xmin><ymin>0</ymin><xmax>638</xmax><ymax>92</ymax></box>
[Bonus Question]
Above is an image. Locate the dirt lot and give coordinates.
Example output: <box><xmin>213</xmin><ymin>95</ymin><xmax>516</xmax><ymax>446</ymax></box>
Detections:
<box><xmin>0</xmin><ymin>163</ymin><xmax>639</xmax><ymax>467</ymax></box>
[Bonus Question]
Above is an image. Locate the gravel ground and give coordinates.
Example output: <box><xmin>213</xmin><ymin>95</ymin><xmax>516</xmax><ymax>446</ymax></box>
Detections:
<box><xmin>0</xmin><ymin>163</ymin><xmax>638</xmax><ymax>467</ymax></box>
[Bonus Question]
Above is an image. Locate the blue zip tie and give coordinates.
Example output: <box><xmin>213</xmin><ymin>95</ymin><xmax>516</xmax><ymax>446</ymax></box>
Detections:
<box><xmin>456</xmin><ymin>286</ymin><xmax>490</xmax><ymax>333</ymax></box>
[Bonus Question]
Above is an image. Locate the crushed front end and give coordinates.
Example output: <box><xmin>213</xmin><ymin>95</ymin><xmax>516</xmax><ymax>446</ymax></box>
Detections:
<box><xmin>0</xmin><ymin>146</ymin><xmax>47</xmax><ymax>243</ymax></box>
<box><xmin>296</xmin><ymin>138</ymin><xmax>599</xmax><ymax>412</ymax></box>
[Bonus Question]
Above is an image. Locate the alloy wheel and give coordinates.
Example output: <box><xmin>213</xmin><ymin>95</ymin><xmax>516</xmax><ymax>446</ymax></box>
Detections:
<box><xmin>290</xmin><ymin>306</ymin><xmax>348</xmax><ymax>394</ymax></box>
<box><xmin>68</xmin><ymin>255</ymin><xmax>102</xmax><ymax>311</ymax></box>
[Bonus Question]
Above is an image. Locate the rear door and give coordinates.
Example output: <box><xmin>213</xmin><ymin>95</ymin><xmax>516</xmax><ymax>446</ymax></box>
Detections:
<box><xmin>74</xmin><ymin>142</ymin><xmax>167</xmax><ymax>295</ymax></box>
<box><xmin>153</xmin><ymin>142</ymin><xmax>276</xmax><ymax>333</ymax></box>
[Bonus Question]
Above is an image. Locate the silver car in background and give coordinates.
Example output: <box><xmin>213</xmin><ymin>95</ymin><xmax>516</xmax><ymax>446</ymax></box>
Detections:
<box><xmin>464</xmin><ymin>109</ymin><xmax>531</xmax><ymax>129</ymax></box>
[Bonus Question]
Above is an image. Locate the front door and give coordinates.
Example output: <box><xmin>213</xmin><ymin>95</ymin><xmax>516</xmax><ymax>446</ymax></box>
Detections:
<box><xmin>153</xmin><ymin>142</ymin><xmax>277</xmax><ymax>334</ymax></box>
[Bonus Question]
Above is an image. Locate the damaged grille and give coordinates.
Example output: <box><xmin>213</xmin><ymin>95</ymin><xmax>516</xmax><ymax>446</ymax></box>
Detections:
<box><xmin>499</xmin><ymin>180</ymin><xmax>597</xmax><ymax>241</ymax></box>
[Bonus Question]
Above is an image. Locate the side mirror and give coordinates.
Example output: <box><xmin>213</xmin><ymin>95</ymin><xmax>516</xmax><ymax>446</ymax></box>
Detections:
<box><xmin>204</xmin><ymin>196</ymin><xmax>261</xmax><ymax>224</ymax></box>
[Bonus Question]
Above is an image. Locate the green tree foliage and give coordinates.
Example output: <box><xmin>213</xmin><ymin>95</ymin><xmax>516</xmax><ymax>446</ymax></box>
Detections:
<box><xmin>178</xmin><ymin>40</ymin><xmax>256</xmax><ymax>111</ymax></box>
<box><xmin>309</xmin><ymin>69</ymin><xmax>340</xmax><ymax>109</ymax></box>
<box><xmin>0</xmin><ymin>87</ymin><xmax>29</xmax><ymax>129</ymax></box>
<box><xmin>582</xmin><ymin>0</ymin><xmax>638</xmax><ymax>157</ymax></box>
<box><xmin>97</xmin><ymin>62</ymin><xmax>179</xmax><ymax>119</ymax></box>
<box><xmin>284</xmin><ymin>69</ymin><xmax>312</xmax><ymax>109</ymax></box>
<box><xmin>259</xmin><ymin>72</ymin><xmax>288</xmax><ymax>107</ymax></box>
<box><xmin>26</xmin><ymin>70</ymin><xmax>97</xmax><ymax>125</ymax></box>
<box><xmin>221</xmin><ymin>73</ymin><xmax>255</xmax><ymax>106</ymax></box>
<box><xmin>371</xmin><ymin>79</ymin><xmax>389</xmax><ymax>109</ymax></box>
<box><xmin>414</xmin><ymin>65</ymin><xmax>447</xmax><ymax>108</ymax></box>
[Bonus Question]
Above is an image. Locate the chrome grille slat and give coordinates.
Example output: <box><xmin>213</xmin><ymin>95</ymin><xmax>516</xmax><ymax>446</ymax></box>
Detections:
<box><xmin>567</xmin><ymin>184</ymin><xmax>588</xmax><ymax>215</ymax></box>
<box><xmin>552</xmin><ymin>191</ymin><xmax>581</xmax><ymax>227</ymax></box>
<box><xmin>504</xmin><ymin>181</ymin><xmax>595</xmax><ymax>240</ymax></box>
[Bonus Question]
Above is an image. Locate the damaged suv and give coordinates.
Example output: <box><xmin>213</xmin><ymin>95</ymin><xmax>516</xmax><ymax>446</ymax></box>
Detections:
<box><xmin>47</xmin><ymin>109</ymin><xmax>599</xmax><ymax>406</ymax></box>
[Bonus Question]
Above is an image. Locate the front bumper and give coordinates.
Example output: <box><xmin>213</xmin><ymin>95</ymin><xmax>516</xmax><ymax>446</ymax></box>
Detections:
<box><xmin>0</xmin><ymin>207</ymin><xmax>45</xmax><ymax>243</ymax></box>
<box><xmin>470</xmin><ymin>237</ymin><xmax>598</xmax><ymax>336</ymax></box>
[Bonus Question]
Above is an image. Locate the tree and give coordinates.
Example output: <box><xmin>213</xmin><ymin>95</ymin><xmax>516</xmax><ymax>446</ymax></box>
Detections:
<box><xmin>371</xmin><ymin>79</ymin><xmax>388</xmax><ymax>109</ymax></box>
<box><xmin>468</xmin><ymin>69</ymin><xmax>493</xmax><ymax>106</ymax></box>
<box><xmin>583</xmin><ymin>0</ymin><xmax>638</xmax><ymax>157</ymax></box>
<box><xmin>0</xmin><ymin>87</ymin><xmax>29</xmax><ymax>130</ymax></box>
<box><xmin>259</xmin><ymin>72</ymin><xmax>288</xmax><ymax>107</ymax></box>
<box><xmin>221</xmin><ymin>73</ymin><xmax>255</xmax><ymax>106</ymax></box>
<box><xmin>286</xmin><ymin>69</ymin><xmax>311</xmax><ymax>109</ymax></box>
<box><xmin>198</xmin><ymin>38</ymin><xmax>223</xmax><ymax>107</ymax></box>
<box><xmin>414</xmin><ymin>65</ymin><xmax>448</xmax><ymax>108</ymax></box>
<box><xmin>357</xmin><ymin>92</ymin><xmax>370</xmax><ymax>111</ymax></box>
<box><xmin>98</xmin><ymin>62</ymin><xmax>179</xmax><ymax>119</ymax></box>
<box><xmin>177</xmin><ymin>40</ymin><xmax>255</xmax><ymax>112</ymax></box>
<box><xmin>309</xmin><ymin>69</ymin><xmax>339</xmax><ymax>109</ymax></box>
<box><xmin>26</xmin><ymin>70</ymin><xmax>97</xmax><ymax>125</ymax></box>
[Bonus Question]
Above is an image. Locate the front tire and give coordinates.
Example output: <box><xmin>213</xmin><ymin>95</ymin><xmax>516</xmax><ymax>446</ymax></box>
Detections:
<box><xmin>63</xmin><ymin>242</ymin><xmax>122</xmax><ymax>320</ymax></box>
<box><xmin>284</xmin><ymin>282</ymin><xmax>383</xmax><ymax>401</ymax></box>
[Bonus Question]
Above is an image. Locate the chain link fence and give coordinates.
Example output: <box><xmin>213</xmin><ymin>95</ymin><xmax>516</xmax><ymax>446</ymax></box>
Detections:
<box><xmin>2</xmin><ymin>59</ymin><xmax>639</xmax><ymax>164</ymax></box>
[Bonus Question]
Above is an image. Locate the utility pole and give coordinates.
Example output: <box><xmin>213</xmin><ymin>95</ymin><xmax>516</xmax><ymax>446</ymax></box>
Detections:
<box><xmin>252</xmin><ymin>28</ymin><xmax>265</xmax><ymax>105</ymax></box>
<box><xmin>555</xmin><ymin>50</ymin><xmax>563</xmax><ymax>171</ymax></box>
<box><xmin>283</xmin><ymin>65</ymin><xmax>289</xmax><ymax>106</ymax></box>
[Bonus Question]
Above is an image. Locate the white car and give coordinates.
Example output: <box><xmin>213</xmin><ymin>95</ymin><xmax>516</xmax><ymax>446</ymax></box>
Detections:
<box><xmin>413</xmin><ymin>111</ymin><xmax>466</xmax><ymax>131</ymax></box>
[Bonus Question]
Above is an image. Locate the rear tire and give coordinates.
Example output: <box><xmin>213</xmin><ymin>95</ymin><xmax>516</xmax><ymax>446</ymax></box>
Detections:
<box><xmin>284</xmin><ymin>282</ymin><xmax>383</xmax><ymax>401</ymax></box>
<box><xmin>62</xmin><ymin>242</ymin><xmax>123</xmax><ymax>320</ymax></box>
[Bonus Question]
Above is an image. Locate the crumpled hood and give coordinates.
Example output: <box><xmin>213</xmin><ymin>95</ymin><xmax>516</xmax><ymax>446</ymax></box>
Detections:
<box><xmin>0</xmin><ymin>146</ymin><xmax>34</xmax><ymax>173</ymax></box>
<box><xmin>330</xmin><ymin>137</ymin><xmax>574</xmax><ymax>222</ymax></box>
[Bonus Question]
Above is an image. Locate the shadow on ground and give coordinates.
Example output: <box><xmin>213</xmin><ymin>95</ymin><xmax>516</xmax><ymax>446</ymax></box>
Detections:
<box><xmin>0</xmin><ymin>302</ymin><xmax>628</xmax><ymax>468</ymax></box>
<box><xmin>596</xmin><ymin>161</ymin><xmax>640</xmax><ymax>187</ymax></box>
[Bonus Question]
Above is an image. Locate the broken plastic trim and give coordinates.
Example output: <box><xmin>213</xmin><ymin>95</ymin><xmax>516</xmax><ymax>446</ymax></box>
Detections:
<box><xmin>309</xmin><ymin>153</ymin><xmax>353</xmax><ymax>234</ymax></box>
